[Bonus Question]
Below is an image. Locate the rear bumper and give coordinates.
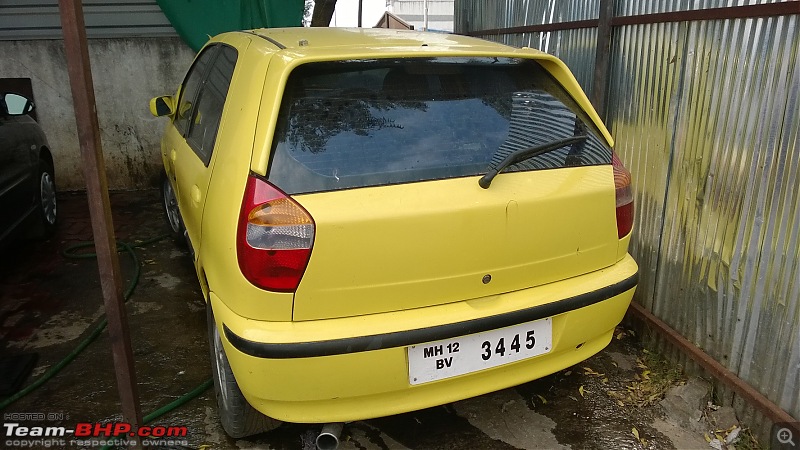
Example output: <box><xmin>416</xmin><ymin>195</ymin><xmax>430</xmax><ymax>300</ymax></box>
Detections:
<box><xmin>225</xmin><ymin>271</ymin><xmax>636</xmax><ymax>359</ymax></box>
<box><xmin>212</xmin><ymin>254</ymin><xmax>638</xmax><ymax>423</ymax></box>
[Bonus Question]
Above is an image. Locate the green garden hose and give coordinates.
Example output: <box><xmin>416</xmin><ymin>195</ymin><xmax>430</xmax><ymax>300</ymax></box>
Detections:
<box><xmin>0</xmin><ymin>236</ymin><xmax>159</xmax><ymax>410</ymax></box>
<box><xmin>1</xmin><ymin>235</ymin><xmax>212</xmax><ymax>449</ymax></box>
<box><xmin>99</xmin><ymin>378</ymin><xmax>213</xmax><ymax>450</ymax></box>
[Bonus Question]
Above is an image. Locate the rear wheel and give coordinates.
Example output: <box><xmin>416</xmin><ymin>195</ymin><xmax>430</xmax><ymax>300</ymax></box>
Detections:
<box><xmin>33</xmin><ymin>158</ymin><xmax>57</xmax><ymax>237</ymax></box>
<box><xmin>207</xmin><ymin>306</ymin><xmax>281</xmax><ymax>438</ymax></box>
<box><xmin>161</xmin><ymin>173</ymin><xmax>185</xmax><ymax>243</ymax></box>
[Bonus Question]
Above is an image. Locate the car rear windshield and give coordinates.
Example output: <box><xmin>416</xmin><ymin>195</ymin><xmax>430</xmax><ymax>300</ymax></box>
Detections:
<box><xmin>268</xmin><ymin>57</ymin><xmax>611</xmax><ymax>195</ymax></box>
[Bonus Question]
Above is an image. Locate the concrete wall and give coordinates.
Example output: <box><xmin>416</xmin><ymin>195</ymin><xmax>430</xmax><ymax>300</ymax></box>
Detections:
<box><xmin>0</xmin><ymin>37</ymin><xmax>195</xmax><ymax>190</ymax></box>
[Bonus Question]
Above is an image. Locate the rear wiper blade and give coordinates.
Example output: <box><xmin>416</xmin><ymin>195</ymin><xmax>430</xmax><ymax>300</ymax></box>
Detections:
<box><xmin>479</xmin><ymin>135</ymin><xmax>588</xmax><ymax>189</ymax></box>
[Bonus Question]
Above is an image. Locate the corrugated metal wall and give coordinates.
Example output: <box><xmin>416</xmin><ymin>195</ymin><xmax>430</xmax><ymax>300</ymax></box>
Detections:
<box><xmin>0</xmin><ymin>0</ymin><xmax>175</xmax><ymax>40</ymax></box>
<box><xmin>455</xmin><ymin>0</ymin><xmax>598</xmax><ymax>90</ymax></box>
<box><xmin>455</xmin><ymin>0</ymin><xmax>800</xmax><ymax>423</ymax></box>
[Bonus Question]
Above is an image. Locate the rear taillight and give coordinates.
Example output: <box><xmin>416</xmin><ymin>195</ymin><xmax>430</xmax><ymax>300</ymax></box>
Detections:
<box><xmin>237</xmin><ymin>175</ymin><xmax>314</xmax><ymax>292</ymax></box>
<box><xmin>612</xmin><ymin>151</ymin><xmax>634</xmax><ymax>238</ymax></box>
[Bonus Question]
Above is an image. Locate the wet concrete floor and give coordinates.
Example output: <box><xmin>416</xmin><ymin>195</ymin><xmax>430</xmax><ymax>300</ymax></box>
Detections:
<box><xmin>0</xmin><ymin>190</ymin><xmax>714</xmax><ymax>449</ymax></box>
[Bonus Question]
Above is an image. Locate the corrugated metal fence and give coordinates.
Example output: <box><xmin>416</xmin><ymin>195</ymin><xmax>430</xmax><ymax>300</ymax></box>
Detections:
<box><xmin>456</xmin><ymin>0</ymin><xmax>800</xmax><ymax>427</ymax></box>
<box><xmin>0</xmin><ymin>0</ymin><xmax>175</xmax><ymax>40</ymax></box>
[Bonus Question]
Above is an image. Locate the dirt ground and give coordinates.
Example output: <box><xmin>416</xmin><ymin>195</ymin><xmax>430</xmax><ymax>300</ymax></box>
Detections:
<box><xmin>0</xmin><ymin>190</ymin><xmax>744</xmax><ymax>449</ymax></box>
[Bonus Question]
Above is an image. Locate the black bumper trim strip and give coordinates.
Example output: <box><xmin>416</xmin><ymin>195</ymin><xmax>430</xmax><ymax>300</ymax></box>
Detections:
<box><xmin>224</xmin><ymin>271</ymin><xmax>638</xmax><ymax>359</ymax></box>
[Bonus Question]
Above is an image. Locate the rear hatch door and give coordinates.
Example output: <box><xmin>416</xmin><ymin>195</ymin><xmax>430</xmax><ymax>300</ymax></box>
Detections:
<box><xmin>265</xmin><ymin>57</ymin><xmax>620</xmax><ymax>321</ymax></box>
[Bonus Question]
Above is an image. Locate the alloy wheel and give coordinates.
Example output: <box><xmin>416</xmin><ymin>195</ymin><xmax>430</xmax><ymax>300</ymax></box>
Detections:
<box><xmin>40</xmin><ymin>171</ymin><xmax>57</xmax><ymax>225</ymax></box>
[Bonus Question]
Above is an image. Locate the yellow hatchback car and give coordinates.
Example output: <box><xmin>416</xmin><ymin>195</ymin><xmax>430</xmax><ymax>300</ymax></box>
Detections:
<box><xmin>151</xmin><ymin>27</ymin><xmax>638</xmax><ymax>438</ymax></box>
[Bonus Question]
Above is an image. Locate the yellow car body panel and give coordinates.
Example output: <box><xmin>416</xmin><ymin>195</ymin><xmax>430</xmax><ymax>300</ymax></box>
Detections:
<box><xmin>159</xmin><ymin>33</ymin><xmax>298</xmax><ymax>320</ymax></box>
<box><xmin>214</xmin><ymin>254</ymin><xmax>637</xmax><ymax>423</ymax></box>
<box><xmin>195</xmin><ymin>34</ymin><xmax>301</xmax><ymax>321</ymax></box>
<box><xmin>292</xmin><ymin>167</ymin><xmax>618</xmax><ymax>320</ymax></box>
<box><xmin>155</xmin><ymin>27</ymin><xmax>638</xmax><ymax>428</ymax></box>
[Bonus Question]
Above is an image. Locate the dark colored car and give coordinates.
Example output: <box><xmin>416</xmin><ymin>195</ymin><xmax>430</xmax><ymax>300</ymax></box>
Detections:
<box><xmin>0</xmin><ymin>92</ymin><xmax>57</xmax><ymax>247</ymax></box>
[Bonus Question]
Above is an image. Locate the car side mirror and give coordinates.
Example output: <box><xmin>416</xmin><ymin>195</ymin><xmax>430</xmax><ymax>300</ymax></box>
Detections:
<box><xmin>149</xmin><ymin>96</ymin><xmax>175</xmax><ymax>117</ymax></box>
<box><xmin>2</xmin><ymin>93</ymin><xmax>34</xmax><ymax>116</ymax></box>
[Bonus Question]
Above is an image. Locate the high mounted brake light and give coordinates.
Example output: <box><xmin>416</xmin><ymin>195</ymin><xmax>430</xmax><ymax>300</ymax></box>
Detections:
<box><xmin>237</xmin><ymin>175</ymin><xmax>315</xmax><ymax>292</ymax></box>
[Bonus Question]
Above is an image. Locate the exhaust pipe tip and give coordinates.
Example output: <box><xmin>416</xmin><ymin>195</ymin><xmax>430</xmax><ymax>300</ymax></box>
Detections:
<box><xmin>315</xmin><ymin>423</ymin><xmax>344</xmax><ymax>450</ymax></box>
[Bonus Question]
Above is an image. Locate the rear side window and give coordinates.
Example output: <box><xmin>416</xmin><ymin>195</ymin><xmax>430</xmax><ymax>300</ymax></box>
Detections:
<box><xmin>268</xmin><ymin>58</ymin><xmax>611</xmax><ymax>195</ymax></box>
<box><xmin>185</xmin><ymin>45</ymin><xmax>237</xmax><ymax>165</ymax></box>
<box><xmin>174</xmin><ymin>46</ymin><xmax>219</xmax><ymax>136</ymax></box>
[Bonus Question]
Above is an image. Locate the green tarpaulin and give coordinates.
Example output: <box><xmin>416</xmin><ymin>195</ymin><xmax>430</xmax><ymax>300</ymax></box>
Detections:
<box><xmin>156</xmin><ymin>0</ymin><xmax>304</xmax><ymax>52</ymax></box>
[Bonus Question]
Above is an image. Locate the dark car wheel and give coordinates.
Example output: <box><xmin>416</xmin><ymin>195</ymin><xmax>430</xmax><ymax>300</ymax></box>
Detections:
<box><xmin>207</xmin><ymin>306</ymin><xmax>281</xmax><ymax>438</ymax></box>
<box><xmin>34</xmin><ymin>158</ymin><xmax>57</xmax><ymax>237</ymax></box>
<box><xmin>161</xmin><ymin>173</ymin><xmax>186</xmax><ymax>243</ymax></box>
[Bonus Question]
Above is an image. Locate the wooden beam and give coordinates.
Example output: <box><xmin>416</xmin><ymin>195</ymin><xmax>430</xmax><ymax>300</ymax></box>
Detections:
<box><xmin>610</xmin><ymin>1</ymin><xmax>800</xmax><ymax>27</ymax></box>
<box><xmin>467</xmin><ymin>2</ymin><xmax>800</xmax><ymax>37</ymax></box>
<box><xmin>311</xmin><ymin>0</ymin><xmax>337</xmax><ymax>27</ymax></box>
<box><xmin>590</xmin><ymin>0</ymin><xmax>614</xmax><ymax>120</ymax></box>
<box><xmin>57</xmin><ymin>1</ymin><xmax>144</xmax><ymax>448</ymax></box>
<box><xmin>466</xmin><ymin>19</ymin><xmax>598</xmax><ymax>37</ymax></box>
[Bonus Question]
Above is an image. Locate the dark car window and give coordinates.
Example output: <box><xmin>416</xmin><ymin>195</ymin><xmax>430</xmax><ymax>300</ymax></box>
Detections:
<box><xmin>185</xmin><ymin>46</ymin><xmax>237</xmax><ymax>165</ymax></box>
<box><xmin>268</xmin><ymin>58</ymin><xmax>612</xmax><ymax>195</ymax></box>
<box><xmin>174</xmin><ymin>45</ymin><xmax>220</xmax><ymax>136</ymax></box>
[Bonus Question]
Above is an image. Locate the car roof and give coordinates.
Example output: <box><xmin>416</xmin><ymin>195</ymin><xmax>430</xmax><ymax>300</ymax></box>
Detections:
<box><xmin>243</xmin><ymin>27</ymin><xmax>542</xmax><ymax>56</ymax></box>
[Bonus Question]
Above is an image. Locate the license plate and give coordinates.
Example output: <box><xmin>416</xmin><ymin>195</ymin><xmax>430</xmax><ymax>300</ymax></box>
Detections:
<box><xmin>407</xmin><ymin>318</ymin><xmax>553</xmax><ymax>385</ymax></box>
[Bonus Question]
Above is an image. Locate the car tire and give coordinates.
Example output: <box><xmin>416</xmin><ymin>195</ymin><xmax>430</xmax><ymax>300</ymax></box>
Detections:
<box><xmin>161</xmin><ymin>173</ymin><xmax>186</xmax><ymax>244</ymax></box>
<box><xmin>33</xmin><ymin>158</ymin><xmax>57</xmax><ymax>238</ymax></box>
<box><xmin>207</xmin><ymin>306</ymin><xmax>281</xmax><ymax>438</ymax></box>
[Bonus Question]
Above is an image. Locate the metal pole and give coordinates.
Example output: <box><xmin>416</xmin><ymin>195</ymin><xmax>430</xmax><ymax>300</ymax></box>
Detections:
<box><xmin>423</xmin><ymin>0</ymin><xmax>429</xmax><ymax>31</ymax></box>
<box><xmin>358</xmin><ymin>0</ymin><xmax>363</xmax><ymax>27</ymax></box>
<box><xmin>57</xmin><ymin>1</ymin><xmax>144</xmax><ymax>448</ymax></box>
<box><xmin>590</xmin><ymin>0</ymin><xmax>614</xmax><ymax>121</ymax></box>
